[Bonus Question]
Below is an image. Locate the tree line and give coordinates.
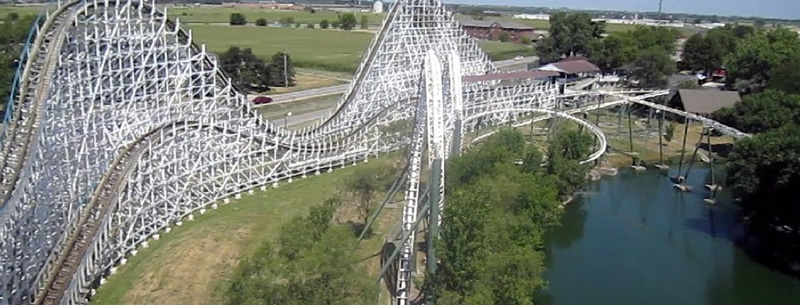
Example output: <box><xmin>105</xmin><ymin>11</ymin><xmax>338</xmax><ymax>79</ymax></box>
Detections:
<box><xmin>229</xmin><ymin>12</ymin><xmax>368</xmax><ymax>30</ymax></box>
<box><xmin>428</xmin><ymin>127</ymin><xmax>592</xmax><ymax>304</ymax></box>
<box><xmin>699</xmin><ymin>27</ymin><xmax>800</xmax><ymax>274</ymax></box>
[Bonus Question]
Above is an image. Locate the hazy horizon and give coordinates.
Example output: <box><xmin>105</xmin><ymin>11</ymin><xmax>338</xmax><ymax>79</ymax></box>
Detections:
<box><xmin>448</xmin><ymin>0</ymin><xmax>799</xmax><ymax>20</ymax></box>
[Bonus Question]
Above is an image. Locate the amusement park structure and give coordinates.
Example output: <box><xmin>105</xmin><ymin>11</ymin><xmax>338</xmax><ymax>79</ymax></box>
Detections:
<box><xmin>0</xmin><ymin>1</ymin><xmax>747</xmax><ymax>305</ymax></box>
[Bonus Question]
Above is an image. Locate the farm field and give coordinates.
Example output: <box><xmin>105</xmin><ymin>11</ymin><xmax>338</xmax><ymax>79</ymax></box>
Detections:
<box><xmin>164</xmin><ymin>5</ymin><xmax>386</xmax><ymax>25</ymax></box>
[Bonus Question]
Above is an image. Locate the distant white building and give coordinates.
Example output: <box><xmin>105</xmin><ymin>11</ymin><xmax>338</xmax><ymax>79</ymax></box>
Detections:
<box><xmin>373</xmin><ymin>0</ymin><xmax>383</xmax><ymax>13</ymax></box>
<box><xmin>513</xmin><ymin>14</ymin><xmax>550</xmax><ymax>20</ymax></box>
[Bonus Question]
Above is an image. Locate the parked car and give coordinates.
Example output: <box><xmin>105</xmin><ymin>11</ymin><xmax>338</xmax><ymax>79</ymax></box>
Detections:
<box><xmin>514</xmin><ymin>56</ymin><xmax>524</xmax><ymax>61</ymax></box>
<box><xmin>253</xmin><ymin>96</ymin><xmax>273</xmax><ymax>105</ymax></box>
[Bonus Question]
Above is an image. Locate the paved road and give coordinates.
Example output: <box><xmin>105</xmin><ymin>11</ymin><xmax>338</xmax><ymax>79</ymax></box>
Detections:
<box><xmin>250</xmin><ymin>56</ymin><xmax>539</xmax><ymax>107</ymax></box>
<box><xmin>276</xmin><ymin>108</ymin><xmax>331</xmax><ymax>127</ymax></box>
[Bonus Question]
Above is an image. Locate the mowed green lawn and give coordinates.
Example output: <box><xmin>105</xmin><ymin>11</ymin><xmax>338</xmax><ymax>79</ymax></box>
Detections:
<box><xmin>165</xmin><ymin>5</ymin><xmax>385</xmax><ymax>25</ymax></box>
<box><xmin>186</xmin><ymin>24</ymin><xmax>531</xmax><ymax>73</ymax></box>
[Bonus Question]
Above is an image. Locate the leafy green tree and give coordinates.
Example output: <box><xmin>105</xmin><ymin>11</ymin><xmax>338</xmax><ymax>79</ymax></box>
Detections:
<box><xmin>726</xmin><ymin>124</ymin><xmax>800</xmax><ymax>240</ymax></box>
<box><xmin>520</xmin><ymin>36</ymin><xmax>532</xmax><ymax>45</ymax></box>
<box><xmin>331</xmin><ymin>20</ymin><xmax>341</xmax><ymax>29</ymax></box>
<box><xmin>725</xmin><ymin>28</ymin><xmax>800</xmax><ymax>92</ymax></box>
<box><xmin>499</xmin><ymin>31</ymin><xmax>510</xmax><ymax>42</ymax></box>
<box><xmin>588</xmin><ymin>32</ymin><xmax>637</xmax><ymax>71</ymax></box>
<box><xmin>306</xmin><ymin>23</ymin><xmax>315</xmax><ymax>29</ymax></box>
<box><xmin>631</xmin><ymin>47</ymin><xmax>675</xmax><ymax>88</ymax></box>
<box><xmin>268</xmin><ymin>51</ymin><xmax>296</xmax><ymax>87</ymax></box>
<box><xmin>229</xmin><ymin>12</ymin><xmax>247</xmax><ymax>26</ymax></box>
<box><xmin>539</xmin><ymin>12</ymin><xmax>596</xmax><ymax>59</ymax></box>
<box><xmin>255</xmin><ymin>18</ymin><xmax>267</xmax><ymax>26</ymax></box>
<box><xmin>218</xmin><ymin>47</ymin><xmax>270</xmax><ymax>93</ymax></box>
<box><xmin>294</xmin><ymin>21</ymin><xmax>301</xmax><ymax>28</ymax></box>
<box><xmin>712</xmin><ymin>90</ymin><xmax>800</xmax><ymax>134</ymax></box>
<box><xmin>338</xmin><ymin>13</ymin><xmax>357</xmax><ymax>31</ymax></box>
<box><xmin>546</xmin><ymin>127</ymin><xmax>592</xmax><ymax>198</ymax></box>
<box><xmin>663</xmin><ymin>123</ymin><xmax>675</xmax><ymax>142</ymax></box>
<box><xmin>225</xmin><ymin>197</ymin><xmax>375</xmax><ymax>305</ymax></box>
<box><xmin>344</xmin><ymin>166</ymin><xmax>391</xmax><ymax>230</ymax></box>
<box><xmin>280</xmin><ymin>16</ymin><xmax>295</xmax><ymax>27</ymax></box>
<box><xmin>682</xmin><ymin>33</ymin><xmax>715</xmax><ymax>72</ymax></box>
<box><xmin>320</xmin><ymin>19</ymin><xmax>330</xmax><ymax>29</ymax></box>
<box><xmin>360</xmin><ymin>15</ymin><xmax>369</xmax><ymax>29</ymax></box>
<box><xmin>768</xmin><ymin>57</ymin><xmax>800</xmax><ymax>94</ymax></box>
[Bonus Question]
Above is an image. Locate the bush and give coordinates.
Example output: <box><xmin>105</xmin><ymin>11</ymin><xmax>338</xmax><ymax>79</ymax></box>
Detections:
<box><xmin>520</xmin><ymin>36</ymin><xmax>532</xmax><ymax>45</ymax></box>
<box><xmin>320</xmin><ymin>19</ymin><xmax>330</xmax><ymax>29</ymax></box>
<box><xmin>338</xmin><ymin>13</ymin><xmax>357</xmax><ymax>30</ymax></box>
<box><xmin>499</xmin><ymin>32</ymin><xmax>511</xmax><ymax>42</ymax></box>
<box><xmin>229</xmin><ymin>13</ymin><xmax>247</xmax><ymax>26</ymax></box>
<box><xmin>255</xmin><ymin>18</ymin><xmax>267</xmax><ymax>26</ymax></box>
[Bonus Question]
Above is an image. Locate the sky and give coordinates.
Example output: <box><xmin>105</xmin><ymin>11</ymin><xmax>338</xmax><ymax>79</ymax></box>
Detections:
<box><xmin>449</xmin><ymin>0</ymin><xmax>799</xmax><ymax>20</ymax></box>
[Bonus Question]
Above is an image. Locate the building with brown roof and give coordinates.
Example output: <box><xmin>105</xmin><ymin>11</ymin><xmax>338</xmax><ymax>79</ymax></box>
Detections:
<box><xmin>669</xmin><ymin>89</ymin><xmax>741</xmax><ymax>117</ymax></box>
<box><xmin>460</xmin><ymin>20</ymin><xmax>535</xmax><ymax>43</ymax></box>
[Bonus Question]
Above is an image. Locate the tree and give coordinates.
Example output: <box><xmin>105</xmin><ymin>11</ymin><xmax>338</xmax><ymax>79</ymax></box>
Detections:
<box><xmin>280</xmin><ymin>16</ymin><xmax>295</xmax><ymax>27</ymax></box>
<box><xmin>294</xmin><ymin>21</ymin><xmax>301</xmax><ymax>28</ymax></box>
<box><xmin>331</xmin><ymin>20</ymin><xmax>341</xmax><ymax>29</ymax></box>
<box><xmin>268</xmin><ymin>51</ymin><xmax>296</xmax><ymax>87</ymax></box>
<box><xmin>499</xmin><ymin>32</ymin><xmax>510</xmax><ymax>42</ymax></box>
<box><xmin>520</xmin><ymin>36</ymin><xmax>532</xmax><ymax>45</ymax></box>
<box><xmin>306</xmin><ymin>23</ymin><xmax>315</xmax><ymax>29</ymax></box>
<box><xmin>725</xmin><ymin>28</ymin><xmax>800</xmax><ymax>92</ymax></box>
<box><xmin>320</xmin><ymin>19</ymin><xmax>330</xmax><ymax>29</ymax></box>
<box><xmin>338</xmin><ymin>13</ymin><xmax>357</xmax><ymax>31</ymax></box>
<box><xmin>218</xmin><ymin>47</ymin><xmax>270</xmax><ymax>93</ymax></box>
<box><xmin>631</xmin><ymin>47</ymin><xmax>675</xmax><ymax>88</ymax></box>
<box><xmin>539</xmin><ymin>12</ymin><xmax>596</xmax><ymax>59</ymax></box>
<box><xmin>225</xmin><ymin>197</ymin><xmax>376</xmax><ymax>305</ymax></box>
<box><xmin>663</xmin><ymin>123</ymin><xmax>675</xmax><ymax>142</ymax></box>
<box><xmin>712</xmin><ymin>90</ymin><xmax>800</xmax><ymax>134</ymax></box>
<box><xmin>768</xmin><ymin>57</ymin><xmax>800</xmax><ymax>94</ymax></box>
<box><xmin>229</xmin><ymin>12</ymin><xmax>247</xmax><ymax>26</ymax></box>
<box><xmin>725</xmin><ymin>125</ymin><xmax>800</xmax><ymax>251</ymax></box>
<box><xmin>360</xmin><ymin>15</ymin><xmax>368</xmax><ymax>30</ymax></box>
<box><xmin>588</xmin><ymin>32</ymin><xmax>636</xmax><ymax>71</ymax></box>
<box><xmin>344</xmin><ymin>166</ymin><xmax>390</xmax><ymax>230</ymax></box>
<box><xmin>255</xmin><ymin>18</ymin><xmax>267</xmax><ymax>26</ymax></box>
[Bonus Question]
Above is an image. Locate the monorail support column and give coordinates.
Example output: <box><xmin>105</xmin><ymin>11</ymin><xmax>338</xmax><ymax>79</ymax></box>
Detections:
<box><xmin>704</xmin><ymin>127</ymin><xmax>720</xmax><ymax>204</ymax></box>
<box><xmin>654</xmin><ymin>110</ymin><xmax>670</xmax><ymax>171</ymax></box>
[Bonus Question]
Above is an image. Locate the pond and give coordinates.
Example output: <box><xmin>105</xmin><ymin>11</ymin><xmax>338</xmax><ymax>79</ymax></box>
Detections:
<box><xmin>538</xmin><ymin>168</ymin><xmax>800</xmax><ymax>305</ymax></box>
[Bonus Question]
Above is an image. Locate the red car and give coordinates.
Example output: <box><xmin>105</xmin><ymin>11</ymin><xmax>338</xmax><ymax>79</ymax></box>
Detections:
<box><xmin>253</xmin><ymin>96</ymin><xmax>273</xmax><ymax>105</ymax></box>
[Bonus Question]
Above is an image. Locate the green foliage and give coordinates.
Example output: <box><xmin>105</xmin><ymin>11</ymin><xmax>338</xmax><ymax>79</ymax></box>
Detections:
<box><xmin>344</xmin><ymin>166</ymin><xmax>393</xmax><ymax>229</ymax></box>
<box><xmin>255</xmin><ymin>18</ymin><xmax>267</xmax><ymax>26</ymax></box>
<box><xmin>320</xmin><ymin>19</ymin><xmax>330</xmax><ymax>29</ymax></box>
<box><xmin>725</xmin><ymin>28</ymin><xmax>800</xmax><ymax>92</ymax></box>
<box><xmin>663</xmin><ymin>123</ymin><xmax>675</xmax><ymax>142</ymax></box>
<box><xmin>588</xmin><ymin>33</ymin><xmax>637</xmax><ymax>71</ymax></box>
<box><xmin>218</xmin><ymin>48</ymin><xmax>297</xmax><ymax>91</ymax></box>
<box><xmin>280</xmin><ymin>16</ymin><xmax>295</xmax><ymax>27</ymax></box>
<box><xmin>268</xmin><ymin>51</ymin><xmax>296</xmax><ymax>87</ymax></box>
<box><xmin>726</xmin><ymin>125</ymin><xmax>800</xmax><ymax>235</ymax></box>
<box><xmin>499</xmin><ymin>31</ymin><xmax>511</xmax><ymax>42</ymax></box>
<box><xmin>306</xmin><ymin>23</ymin><xmax>315</xmax><ymax>29</ymax></box>
<box><xmin>546</xmin><ymin>127</ymin><xmax>593</xmax><ymax>198</ymax></box>
<box><xmin>225</xmin><ymin>197</ymin><xmax>376</xmax><ymax>305</ymax></box>
<box><xmin>537</xmin><ymin>12</ymin><xmax>597</xmax><ymax>60</ymax></box>
<box><xmin>768</xmin><ymin>56</ymin><xmax>800</xmax><ymax>94</ymax></box>
<box><xmin>432</xmin><ymin>129</ymin><xmax>565</xmax><ymax>305</ymax></box>
<box><xmin>360</xmin><ymin>15</ymin><xmax>368</xmax><ymax>29</ymax></box>
<box><xmin>631</xmin><ymin>47</ymin><xmax>676</xmax><ymax>88</ymax></box>
<box><xmin>682</xmin><ymin>26</ymin><xmax>746</xmax><ymax>73</ymax></box>
<box><xmin>0</xmin><ymin>14</ymin><xmax>38</xmax><ymax>109</ymax></box>
<box><xmin>520</xmin><ymin>36</ymin><xmax>532</xmax><ymax>45</ymax></box>
<box><xmin>338</xmin><ymin>13</ymin><xmax>357</xmax><ymax>31</ymax></box>
<box><xmin>229</xmin><ymin>12</ymin><xmax>247</xmax><ymax>25</ymax></box>
<box><xmin>712</xmin><ymin>90</ymin><xmax>800</xmax><ymax>134</ymax></box>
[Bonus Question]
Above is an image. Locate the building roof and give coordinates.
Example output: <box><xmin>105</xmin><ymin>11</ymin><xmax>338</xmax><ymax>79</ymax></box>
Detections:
<box><xmin>537</xmin><ymin>59</ymin><xmax>600</xmax><ymax>74</ymax></box>
<box><xmin>463</xmin><ymin>70</ymin><xmax>560</xmax><ymax>83</ymax></box>
<box><xmin>677</xmin><ymin>89</ymin><xmax>740</xmax><ymax>114</ymax></box>
<box><xmin>459</xmin><ymin>20</ymin><xmax>534</xmax><ymax>30</ymax></box>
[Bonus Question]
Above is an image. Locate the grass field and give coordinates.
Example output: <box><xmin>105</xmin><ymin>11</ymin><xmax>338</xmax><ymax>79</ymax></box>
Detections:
<box><xmin>90</xmin><ymin>157</ymin><xmax>403</xmax><ymax>305</ymax></box>
<box><xmin>165</xmin><ymin>5</ymin><xmax>385</xmax><ymax>25</ymax></box>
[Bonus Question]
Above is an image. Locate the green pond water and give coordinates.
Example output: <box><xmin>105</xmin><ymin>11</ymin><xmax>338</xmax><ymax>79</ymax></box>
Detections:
<box><xmin>538</xmin><ymin>168</ymin><xmax>800</xmax><ymax>305</ymax></box>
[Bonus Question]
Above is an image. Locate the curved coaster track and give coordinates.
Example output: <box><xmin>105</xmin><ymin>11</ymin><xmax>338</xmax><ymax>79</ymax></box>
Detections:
<box><xmin>0</xmin><ymin>1</ymin><xmax>748</xmax><ymax>305</ymax></box>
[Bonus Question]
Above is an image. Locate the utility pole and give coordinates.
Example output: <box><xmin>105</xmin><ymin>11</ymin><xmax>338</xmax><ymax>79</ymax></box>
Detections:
<box><xmin>283</xmin><ymin>48</ymin><xmax>288</xmax><ymax>87</ymax></box>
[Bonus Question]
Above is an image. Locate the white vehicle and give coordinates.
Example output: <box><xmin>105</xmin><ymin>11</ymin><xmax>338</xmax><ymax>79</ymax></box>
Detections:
<box><xmin>514</xmin><ymin>56</ymin><xmax>524</xmax><ymax>61</ymax></box>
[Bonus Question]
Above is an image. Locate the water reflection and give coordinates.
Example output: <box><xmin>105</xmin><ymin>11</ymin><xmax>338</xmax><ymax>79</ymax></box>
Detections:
<box><xmin>540</xmin><ymin>168</ymin><xmax>800</xmax><ymax>305</ymax></box>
